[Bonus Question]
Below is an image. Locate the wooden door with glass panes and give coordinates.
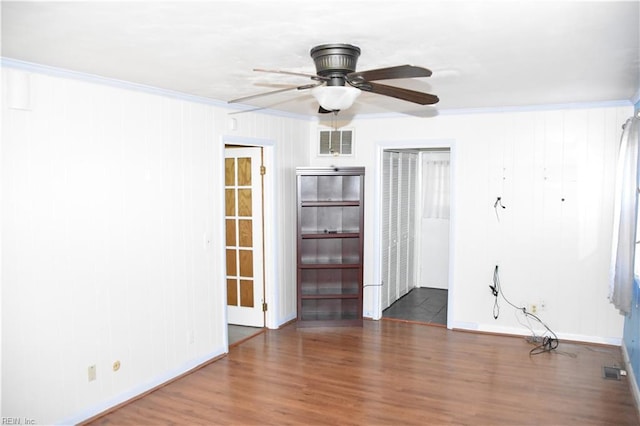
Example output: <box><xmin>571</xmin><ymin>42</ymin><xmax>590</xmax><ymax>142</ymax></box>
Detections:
<box><xmin>225</xmin><ymin>147</ymin><xmax>264</xmax><ymax>327</ymax></box>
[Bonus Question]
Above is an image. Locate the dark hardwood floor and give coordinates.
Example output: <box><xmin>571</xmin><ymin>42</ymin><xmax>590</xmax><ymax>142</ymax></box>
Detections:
<box><xmin>87</xmin><ymin>321</ymin><xmax>639</xmax><ymax>425</ymax></box>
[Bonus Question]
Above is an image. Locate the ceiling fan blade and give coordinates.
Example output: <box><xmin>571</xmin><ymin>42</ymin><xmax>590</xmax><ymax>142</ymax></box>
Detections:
<box><xmin>359</xmin><ymin>81</ymin><xmax>439</xmax><ymax>105</ymax></box>
<box><xmin>346</xmin><ymin>65</ymin><xmax>432</xmax><ymax>85</ymax></box>
<box><xmin>318</xmin><ymin>106</ymin><xmax>336</xmax><ymax>114</ymax></box>
<box><xmin>253</xmin><ymin>68</ymin><xmax>329</xmax><ymax>81</ymax></box>
<box><xmin>228</xmin><ymin>82</ymin><xmax>323</xmax><ymax>104</ymax></box>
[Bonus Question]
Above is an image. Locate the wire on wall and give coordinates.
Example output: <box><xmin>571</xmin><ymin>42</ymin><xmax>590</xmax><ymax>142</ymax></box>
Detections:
<box><xmin>489</xmin><ymin>265</ymin><xmax>559</xmax><ymax>355</ymax></box>
<box><xmin>493</xmin><ymin>196</ymin><xmax>506</xmax><ymax>222</ymax></box>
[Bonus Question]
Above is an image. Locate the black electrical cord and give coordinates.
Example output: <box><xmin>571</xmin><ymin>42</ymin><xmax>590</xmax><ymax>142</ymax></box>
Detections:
<box><xmin>494</xmin><ymin>196</ymin><xmax>506</xmax><ymax>221</ymax></box>
<box><xmin>490</xmin><ymin>265</ymin><xmax>559</xmax><ymax>355</ymax></box>
<box><xmin>529</xmin><ymin>335</ymin><xmax>559</xmax><ymax>355</ymax></box>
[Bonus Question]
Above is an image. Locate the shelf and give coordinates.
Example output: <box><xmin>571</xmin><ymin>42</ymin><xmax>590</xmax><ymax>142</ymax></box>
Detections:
<box><xmin>299</xmin><ymin>237</ymin><xmax>360</xmax><ymax>265</ymax></box>
<box><xmin>299</xmin><ymin>312</ymin><xmax>361</xmax><ymax>321</ymax></box>
<box><xmin>299</xmin><ymin>174</ymin><xmax>361</xmax><ymax>202</ymax></box>
<box><xmin>301</xmin><ymin>200</ymin><xmax>360</xmax><ymax>207</ymax></box>
<box><xmin>300</xmin><ymin>293</ymin><xmax>360</xmax><ymax>299</ymax></box>
<box><xmin>296</xmin><ymin>318</ymin><xmax>363</xmax><ymax>328</ymax></box>
<box><xmin>296</xmin><ymin>167</ymin><xmax>364</xmax><ymax>327</ymax></box>
<box><xmin>299</xmin><ymin>298</ymin><xmax>360</xmax><ymax>322</ymax></box>
<box><xmin>299</xmin><ymin>263</ymin><xmax>360</xmax><ymax>269</ymax></box>
<box><xmin>300</xmin><ymin>205</ymin><xmax>360</xmax><ymax>236</ymax></box>
<box><xmin>301</xmin><ymin>232</ymin><xmax>360</xmax><ymax>239</ymax></box>
<box><xmin>300</xmin><ymin>259</ymin><xmax>360</xmax><ymax>266</ymax></box>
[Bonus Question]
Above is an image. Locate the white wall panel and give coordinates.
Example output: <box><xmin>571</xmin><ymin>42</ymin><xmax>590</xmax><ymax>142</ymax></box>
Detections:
<box><xmin>419</xmin><ymin>151</ymin><xmax>450</xmax><ymax>290</ymax></box>
<box><xmin>1</xmin><ymin>68</ymin><xmax>310</xmax><ymax>424</ymax></box>
<box><xmin>311</xmin><ymin>104</ymin><xmax>631</xmax><ymax>344</ymax></box>
<box><xmin>5</xmin><ymin>60</ymin><xmax>628</xmax><ymax>423</ymax></box>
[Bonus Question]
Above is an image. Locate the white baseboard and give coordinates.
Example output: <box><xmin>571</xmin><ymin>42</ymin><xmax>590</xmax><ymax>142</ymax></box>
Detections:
<box><xmin>450</xmin><ymin>321</ymin><xmax>622</xmax><ymax>346</ymax></box>
<box><xmin>58</xmin><ymin>345</ymin><xmax>227</xmax><ymax>425</ymax></box>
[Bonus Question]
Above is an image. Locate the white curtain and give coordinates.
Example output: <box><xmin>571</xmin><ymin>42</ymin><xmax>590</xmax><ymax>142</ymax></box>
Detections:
<box><xmin>422</xmin><ymin>156</ymin><xmax>450</xmax><ymax>219</ymax></box>
<box><xmin>609</xmin><ymin>117</ymin><xmax>639</xmax><ymax>315</ymax></box>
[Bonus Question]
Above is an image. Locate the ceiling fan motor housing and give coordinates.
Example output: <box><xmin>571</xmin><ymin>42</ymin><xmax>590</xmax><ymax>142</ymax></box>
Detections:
<box><xmin>310</xmin><ymin>43</ymin><xmax>360</xmax><ymax>86</ymax></box>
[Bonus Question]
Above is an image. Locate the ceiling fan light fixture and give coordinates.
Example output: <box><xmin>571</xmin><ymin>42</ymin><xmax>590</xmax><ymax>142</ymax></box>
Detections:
<box><xmin>311</xmin><ymin>86</ymin><xmax>361</xmax><ymax>111</ymax></box>
<box><xmin>230</xmin><ymin>43</ymin><xmax>438</xmax><ymax>113</ymax></box>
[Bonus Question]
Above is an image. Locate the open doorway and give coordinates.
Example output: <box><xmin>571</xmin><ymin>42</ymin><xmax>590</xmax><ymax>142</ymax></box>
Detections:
<box><xmin>380</xmin><ymin>148</ymin><xmax>451</xmax><ymax>326</ymax></box>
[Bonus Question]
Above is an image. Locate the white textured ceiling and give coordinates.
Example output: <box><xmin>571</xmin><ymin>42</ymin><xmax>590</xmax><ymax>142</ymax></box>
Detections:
<box><xmin>2</xmin><ymin>1</ymin><xmax>639</xmax><ymax>118</ymax></box>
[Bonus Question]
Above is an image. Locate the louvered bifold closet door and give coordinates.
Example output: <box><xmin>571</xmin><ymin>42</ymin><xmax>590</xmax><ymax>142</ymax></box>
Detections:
<box><xmin>405</xmin><ymin>153</ymin><xmax>418</xmax><ymax>293</ymax></box>
<box><xmin>382</xmin><ymin>152</ymin><xmax>400</xmax><ymax>310</ymax></box>
<box><xmin>382</xmin><ymin>151</ymin><xmax>419</xmax><ymax>311</ymax></box>
<box><xmin>381</xmin><ymin>152</ymin><xmax>392</xmax><ymax>309</ymax></box>
<box><xmin>397</xmin><ymin>153</ymin><xmax>411</xmax><ymax>299</ymax></box>
<box><xmin>389</xmin><ymin>153</ymin><xmax>401</xmax><ymax>306</ymax></box>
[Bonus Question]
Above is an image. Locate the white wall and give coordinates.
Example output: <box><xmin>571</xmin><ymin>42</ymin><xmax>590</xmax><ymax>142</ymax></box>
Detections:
<box><xmin>419</xmin><ymin>151</ymin><xmax>450</xmax><ymax>290</ymax></box>
<box><xmin>1</xmin><ymin>67</ymin><xmax>309</xmax><ymax>424</ymax></box>
<box><xmin>223</xmin><ymin>113</ymin><xmax>311</xmax><ymax>327</ymax></box>
<box><xmin>313</xmin><ymin>105</ymin><xmax>631</xmax><ymax>344</ymax></box>
<box><xmin>2</xmin><ymin>61</ymin><xmax>631</xmax><ymax>423</ymax></box>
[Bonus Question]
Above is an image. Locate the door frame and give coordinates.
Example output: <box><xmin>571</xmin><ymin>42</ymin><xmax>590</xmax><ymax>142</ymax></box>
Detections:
<box><xmin>372</xmin><ymin>139</ymin><xmax>457</xmax><ymax>328</ymax></box>
<box><xmin>220</xmin><ymin>135</ymin><xmax>278</xmax><ymax>332</ymax></box>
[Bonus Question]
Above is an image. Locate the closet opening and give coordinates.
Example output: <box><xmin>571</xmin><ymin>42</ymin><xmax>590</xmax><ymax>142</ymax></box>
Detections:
<box><xmin>380</xmin><ymin>148</ymin><xmax>451</xmax><ymax>326</ymax></box>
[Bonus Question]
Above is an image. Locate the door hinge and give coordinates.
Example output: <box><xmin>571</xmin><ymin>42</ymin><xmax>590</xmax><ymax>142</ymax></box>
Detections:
<box><xmin>262</xmin><ymin>302</ymin><xmax>268</xmax><ymax>312</ymax></box>
<box><xmin>260</xmin><ymin>165</ymin><xmax>266</xmax><ymax>175</ymax></box>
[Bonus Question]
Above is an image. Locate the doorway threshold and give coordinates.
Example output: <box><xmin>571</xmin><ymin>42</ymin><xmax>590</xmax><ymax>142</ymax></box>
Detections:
<box><xmin>228</xmin><ymin>325</ymin><xmax>265</xmax><ymax>348</ymax></box>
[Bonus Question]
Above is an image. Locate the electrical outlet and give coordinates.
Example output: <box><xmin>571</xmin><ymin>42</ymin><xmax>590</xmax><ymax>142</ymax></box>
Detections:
<box><xmin>528</xmin><ymin>303</ymin><xmax>538</xmax><ymax>314</ymax></box>
<box><xmin>88</xmin><ymin>365</ymin><xmax>96</xmax><ymax>382</ymax></box>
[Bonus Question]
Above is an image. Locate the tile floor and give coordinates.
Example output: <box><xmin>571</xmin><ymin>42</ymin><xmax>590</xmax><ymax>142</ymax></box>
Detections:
<box><xmin>228</xmin><ymin>325</ymin><xmax>264</xmax><ymax>346</ymax></box>
<box><xmin>383</xmin><ymin>287</ymin><xmax>448</xmax><ymax>325</ymax></box>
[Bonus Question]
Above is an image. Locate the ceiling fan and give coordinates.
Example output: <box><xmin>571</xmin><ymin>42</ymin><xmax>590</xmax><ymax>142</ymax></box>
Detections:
<box><xmin>228</xmin><ymin>43</ymin><xmax>439</xmax><ymax>113</ymax></box>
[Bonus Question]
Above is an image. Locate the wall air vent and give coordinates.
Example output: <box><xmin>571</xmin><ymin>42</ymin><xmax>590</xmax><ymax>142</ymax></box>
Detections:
<box><xmin>318</xmin><ymin>129</ymin><xmax>354</xmax><ymax>156</ymax></box>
